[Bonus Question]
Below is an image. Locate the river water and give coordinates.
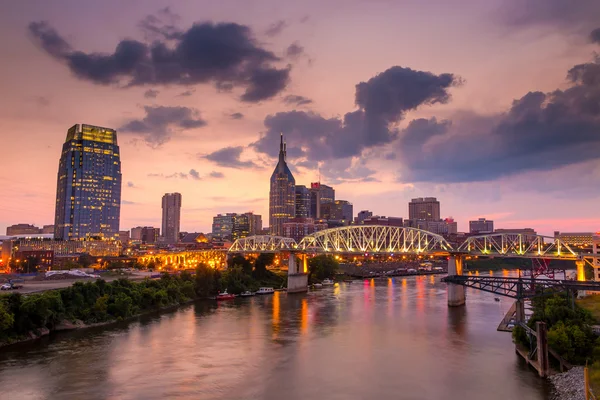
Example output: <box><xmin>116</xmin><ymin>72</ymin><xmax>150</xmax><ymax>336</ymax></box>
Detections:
<box><xmin>0</xmin><ymin>275</ymin><xmax>551</xmax><ymax>400</ymax></box>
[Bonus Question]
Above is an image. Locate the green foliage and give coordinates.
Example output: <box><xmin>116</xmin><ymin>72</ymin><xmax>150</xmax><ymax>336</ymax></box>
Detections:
<box><xmin>308</xmin><ymin>255</ymin><xmax>339</xmax><ymax>282</ymax></box>
<box><xmin>254</xmin><ymin>254</ymin><xmax>275</xmax><ymax>278</ymax></box>
<box><xmin>0</xmin><ymin>300</ymin><xmax>14</xmax><ymax>331</ymax></box>
<box><xmin>228</xmin><ymin>255</ymin><xmax>253</xmax><ymax>275</ymax></box>
<box><xmin>78</xmin><ymin>253</ymin><xmax>94</xmax><ymax>268</ymax></box>
<box><xmin>195</xmin><ymin>263</ymin><xmax>220</xmax><ymax>297</ymax></box>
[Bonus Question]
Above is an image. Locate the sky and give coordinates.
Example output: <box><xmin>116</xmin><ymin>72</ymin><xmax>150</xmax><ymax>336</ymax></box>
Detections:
<box><xmin>1</xmin><ymin>0</ymin><xmax>600</xmax><ymax>236</ymax></box>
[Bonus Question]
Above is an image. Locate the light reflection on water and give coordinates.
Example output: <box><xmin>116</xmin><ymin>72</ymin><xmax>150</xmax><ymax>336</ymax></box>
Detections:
<box><xmin>0</xmin><ymin>273</ymin><xmax>551</xmax><ymax>400</ymax></box>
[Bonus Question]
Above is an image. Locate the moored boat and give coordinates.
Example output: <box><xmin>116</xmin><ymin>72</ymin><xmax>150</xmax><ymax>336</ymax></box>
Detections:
<box><xmin>256</xmin><ymin>287</ymin><xmax>274</xmax><ymax>295</ymax></box>
<box><xmin>312</xmin><ymin>283</ymin><xmax>323</xmax><ymax>288</ymax></box>
<box><xmin>322</xmin><ymin>279</ymin><xmax>334</xmax><ymax>286</ymax></box>
<box><xmin>239</xmin><ymin>291</ymin><xmax>255</xmax><ymax>297</ymax></box>
<box><xmin>216</xmin><ymin>290</ymin><xmax>235</xmax><ymax>300</ymax></box>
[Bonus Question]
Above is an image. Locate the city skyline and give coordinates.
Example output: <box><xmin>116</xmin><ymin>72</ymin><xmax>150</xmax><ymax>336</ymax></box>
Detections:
<box><xmin>1</xmin><ymin>1</ymin><xmax>600</xmax><ymax>236</ymax></box>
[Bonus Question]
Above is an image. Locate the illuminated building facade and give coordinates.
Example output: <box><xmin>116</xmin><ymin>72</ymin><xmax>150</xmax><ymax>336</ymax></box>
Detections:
<box><xmin>162</xmin><ymin>193</ymin><xmax>182</xmax><ymax>243</ymax></box>
<box><xmin>283</xmin><ymin>218</ymin><xmax>328</xmax><ymax>242</ymax></box>
<box><xmin>310</xmin><ymin>182</ymin><xmax>335</xmax><ymax>218</ymax></box>
<box><xmin>269</xmin><ymin>134</ymin><xmax>295</xmax><ymax>236</ymax></box>
<box><xmin>469</xmin><ymin>218</ymin><xmax>494</xmax><ymax>234</ymax></box>
<box><xmin>295</xmin><ymin>185</ymin><xmax>311</xmax><ymax>218</ymax></box>
<box><xmin>54</xmin><ymin>124</ymin><xmax>122</xmax><ymax>240</ymax></box>
<box><xmin>408</xmin><ymin>197</ymin><xmax>440</xmax><ymax>221</ymax></box>
<box><xmin>553</xmin><ymin>231</ymin><xmax>593</xmax><ymax>246</ymax></box>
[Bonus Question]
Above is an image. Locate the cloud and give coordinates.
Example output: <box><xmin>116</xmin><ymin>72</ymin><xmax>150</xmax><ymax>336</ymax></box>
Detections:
<box><xmin>283</xmin><ymin>94</ymin><xmax>313</xmax><ymax>106</ymax></box>
<box><xmin>286</xmin><ymin>43</ymin><xmax>304</xmax><ymax>58</ymax></box>
<box><xmin>393</xmin><ymin>57</ymin><xmax>600</xmax><ymax>183</ymax></box>
<box><xmin>189</xmin><ymin>169</ymin><xmax>201</xmax><ymax>180</ymax></box>
<box><xmin>122</xmin><ymin>200</ymin><xmax>137</xmax><ymax>205</ymax></box>
<box><xmin>229</xmin><ymin>112</ymin><xmax>244</xmax><ymax>120</ymax></box>
<box><xmin>144</xmin><ymin>89</ymin><xmax>159</xmax><ymax>98</ymax></box>
<box><xmin>138</xmin><ymin>7</ymin><xmax>182</xmax><ymax>41</ymax></box>
<box><xmin>33</xmin><ymin>96</ymin><xmax>51</xmax><ymax>106</ymax></box>
<box><xmin>29</xmin><ymin>18</ymin><xmax>291</xmax><ymax>102</ymax></box>
<box><xmin>252</xmin><ymin>65</ymin><xmax>460</xmax><ymax>163</ymax></box>
<box><xmin>178</xmin><ymin>88</ymin><xmax>195</xmax><ymax>97</ymax></box>
<box><xmin>591</xmin><ymin>28</ymin><xmax>600</xmax><ymax>44</ymax></box>
<box><xmin>265</xmin><ymin>20</ymin><xmax>287</xmax><ymax>37</ymax></box>
<box><xmin>209</xmin><ymin>171</ymin><xmax>225</xmax><ymax>178</ymax></box>
<box><xmin>127</xmin><ymin>181</ymin><xmax>135</xmax><ymax>188</ymax></box>
<box><xmin>120</xmin><ymin>105</ymin><xmax>207</xmax><ymax>146</ymax></box>
<box><xmin>201</xmin><ymin>146</ymin><xmax>259</xmax><ymax>169</ymax></box>
<box><xmin>500</xmin><ymin>0</ymin><xmax>600</xmax><ymax>33</ymax></box>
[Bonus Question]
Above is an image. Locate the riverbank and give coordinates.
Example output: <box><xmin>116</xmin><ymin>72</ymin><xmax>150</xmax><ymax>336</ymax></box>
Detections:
<box><xmin>549</xmin><ymin>367</ymin><xmax>585</xmax><ymax>400</ymax></box>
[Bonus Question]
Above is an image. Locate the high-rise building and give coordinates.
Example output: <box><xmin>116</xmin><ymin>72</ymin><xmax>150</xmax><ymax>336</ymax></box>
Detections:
<box><xmin>162</xmin><ymin>193</ymin><xmax>182</xmax><ymax>243</ymax></box>
<box><xmin>408</xmin><ymin>197</ymin><xmax>440</xmax><ymax>221</ymax></box>
<box><xmin>247</xmin><ymin>213</ymin><xmax>262</xmax><ymax>236</ymax></box>
<box><xmin>295</xmin><ymin>185</ymin><xmax>311</xmax><ymax>218</ymax></box>
<box><xmin>309</xmin><ymin>182</ymin><xmax>335</xmax><ymax>218</ymax></box>
<box><xmin>269</xmin><ymin>134</ymin><xmax>295</xmax><ymax>236</ymax></box>
<box><xmin>212</xmin><ymin>213</ymin><xmax>236</xmax><ymax>240</ymax></box>
<box><xmin>6</xmin><ymin>224</ymin><xmax>41</xmax><ymax>236</ymax></box>
<box><xmin>118</xmin><ymin>230</ymin><xmax>130</xmax><ymax>244</ymax></box>
<box><xmin>322</xmin><ymin>200</ymin><xmax>353</xmax><ymax>222</ymax></box>
<box><xmin>54</xmin><ymin>124</ymin><xmax>122</xmax><ymax>240</ymax></box>
<box><xmin>130</xmin><ymin>226</ymin><xmax>160</xmax><ymax>244</ymax></box>
<box><xmin>469</xmin><ymin>218</ymin><xmax>494</xmax><ymax>234</ymax></box>
<box><xmin>355</xmin><ymin>210</ymin><xmax>373</xmax><ymax>224</ymax></box>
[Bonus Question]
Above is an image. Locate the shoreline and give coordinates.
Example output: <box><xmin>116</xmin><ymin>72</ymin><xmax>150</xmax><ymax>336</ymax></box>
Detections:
<box><xmin>549</xmin><ymin>367</ymin><xmax>585</xmax><ymax>400</ymax></box>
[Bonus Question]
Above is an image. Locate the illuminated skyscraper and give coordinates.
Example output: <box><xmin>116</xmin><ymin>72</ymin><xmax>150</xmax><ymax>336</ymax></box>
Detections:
<box><xmin>54</xmin><ymin>124</ymin><xmax>122</xmax><ymax>240</ymax></box>
<box><xmin>162</xmin><ymin>193</ymin><xmax>182</xmax><ymax>243</ymax></box>
<box><xmin>269</xmin><ymin>134</ymin><xmax>295</xmax><ymax>236</ymax></box>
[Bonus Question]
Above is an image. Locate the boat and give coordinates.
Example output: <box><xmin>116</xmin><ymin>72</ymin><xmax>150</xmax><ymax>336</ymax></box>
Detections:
<box><xmin>216</xmin><ymin>290</ymin><xmax>235</xmax><ymax>300</ymax></box>
<box><xmin>256</xmin><ymin>287</ymin><xmax>274</xmax><ymax>295</ymax></box>
<box><xmin>322</xmin><ymin>279</ymin><xmax>334</xmax><ymax>286</ymax></box>
<box><xmin>239</xmin><ymin>291</ymin><xmax>254</xmax><ymax>297</ymax></box>
<box><xmin>312</xmin><ymin>283</ymin><xmax>323</xmax><ymax>288</ymax></box>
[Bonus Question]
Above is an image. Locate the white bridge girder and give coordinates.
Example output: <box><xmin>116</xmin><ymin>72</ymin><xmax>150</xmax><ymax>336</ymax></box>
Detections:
<box><xmin>228</xmin><ymin>235</ymin><xmax>297</xmax><ymax>253</ymax></box>
<box><xmin>457</xmin><ymin>233</ymin><xmax>579</xmax><ymax>260</ymax></box>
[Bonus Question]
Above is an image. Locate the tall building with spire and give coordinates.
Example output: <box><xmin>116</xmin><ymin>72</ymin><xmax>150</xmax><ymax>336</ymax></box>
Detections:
<box><xmin>269</xmin><ymin>134</ymin><xmax>295</xmax><ymax>236</ymax></box>
<box><xmin>54</xmin><ymin>124</ymin><xmax>122</xmax><ymax>240</ymax></box>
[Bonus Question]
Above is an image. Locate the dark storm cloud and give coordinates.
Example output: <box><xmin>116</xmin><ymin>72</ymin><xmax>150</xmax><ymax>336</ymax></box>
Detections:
<box><xmin>591</xmin><ymin>28</ymin><xmax>600</xmax><ymax>44</ymax></box>
<box><xmin>252</xmin><ymin>65</ymin><xmax>460</xmax><ymax>162</ymax></box>
<box><xmin>120</xmin><ymin>106</ymin><xmax>206</xmax><ymax>146</ymax></box>
<box><xmin>29</xmin><ymin>19</ymin><xmax>290</xmax><ymax>102</ymax></box>
<box><xmin>286</xmin><ymin>43</ymin><xmax>304</xmax><ymax>58</ymax></box>
<box><xmin>201</xmin><ymin>146</ymin><xmax>259</xmax><ymax>169</ymax></box>
<box><xmin>144</xmin><ymin>89</ymin><xmax>159</xmax><ymax>98</ymax></box>
<box><xmin>283</xmin><ymin>94</ymin><xmax>313</xmax><ymax>106</ymax></box>
<box><xmin>265</xmin><ymin>20</ymin><xmax>287</xmax><ymax>37</ymax></box>
<box><xmin>230</xmin><ymin>112</ymin><xmax>244</xmax><ymax>120</ymax></box>
<box><xmin>209</xmin><ymin>171</ymin><xmax>225</xmax><ymax>178</ymax></box>
<box><xmin>501</xmin><ymin>0</ymin><xmax>600</xmax><ymax>32</ymax></box>
<box><xmin>394</xmin><ymin>58</ymin><xmax>600</xmax><ymax>182</ymax></box>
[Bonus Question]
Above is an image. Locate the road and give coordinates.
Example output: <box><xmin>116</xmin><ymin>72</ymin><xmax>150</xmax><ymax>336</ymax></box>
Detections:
<box><xmin>2</xmin><ymin>271</ymin><xmax>155</xmax><ymax>294</ymax></box>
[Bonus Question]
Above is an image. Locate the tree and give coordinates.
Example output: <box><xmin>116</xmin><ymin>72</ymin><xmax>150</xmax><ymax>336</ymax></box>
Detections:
<box><xmin>308</xmin><ymin>255</ymin><xmax>339</xmax><ymax>282</ymax></box>
<box><xmin>78</xmin><ymin>253</ymin><xmax>94</xmax><ymax>268</ymax></box>
<box><xmin>228</xmin><ymin>255</ymin><xmax>252</xmax><ymax>275</ymax></box>
<box><xmin>254</xmin><ymin>253</ymin><xmax>275</xmax><ymax>278</ymax></box>
<box><xmin>195</xmin><ymin>263</ymin><xmax>219</xmax><ymax>297</ymax></box>
<box><xmin>0</xmin><ymin>301</ymin><xmax>14</xmax><ymax>332</ymax></box>
<box><xmin>24</xmin><ymin>256</ymin><xmax>40</xmax><ymax>273</ymax></box>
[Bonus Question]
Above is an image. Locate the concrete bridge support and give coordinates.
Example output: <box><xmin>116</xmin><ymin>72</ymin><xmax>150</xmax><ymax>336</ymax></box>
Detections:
<box><xmin>287</xmin><ymin>253</ymin><xmax>308</xmax><ymax>294</ymax></box>
<box><xmin>447</xmin><ymin>255</ymin><xmax>466</xmax><ymax>307</ymax></box>
<box><xmin>576</xmin><ymin>260</ymin><xmax>587</xmax><ymax>298</ymax></box>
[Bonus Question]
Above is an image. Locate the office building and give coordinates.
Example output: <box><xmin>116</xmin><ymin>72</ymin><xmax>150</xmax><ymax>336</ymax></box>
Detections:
<box><xmin>364</xmin><ymin>216</ymin><xmax>404</xmax><ymax>227</ymax></box>
<box><xmin>42</xmin><ymin>225</ymin><xmax>55</xmax><ymax>234</ymax></box>
<box><xmin>54</xmin><ymin>124</ymin><xmax>122</xmax><ymax>240</ymax></box>
<box><xmin>232</xmin><ymin>214</ymin><xmax>250</xmax><ymax>240</ymax></box>
<box><xmin>321</xmin><ymin>200</ymin><xmax>353</xmax><ymax>222</ymax></box>
<box><xmin>355</xmin><ymin>210</ymin><xmax>373</xmax><ymax>224</ymax></box>
<box><xmin>212</xmin><ymin>213</ymin><xmax>236</xmax><ymax>239</ymax></box>
<box><xmin>408</xmin><ymin>197</ymin><xmax>440</xmax><ymax>221</ymax></box>
<box><xmin>283</xmin><ymin>218</ymin><xmax>328</xmax><ymax>242</ymax></box>
<box><xmin>162</xmin><ymin>193</ymin><xmax>182</xmax><ymax>243</ymax></box>
<box><xmin>295</xmin><ymin>185</ymin><xmax>311</xmax><ymax>218</ymax></box>
<box><xmin>269</xmin><ymin>134</ymin><xmax>295</xmax><ymax>236</ymax></box>
<box><xmin>131</xmin><ymin>226</ymin><xmax>160</xmax><ymax>244</ymax></box>
<box><xmin>6</xmin><ymin>224</ymin><xmax>42</xmax><ymax>236</ymax></box>
<box><xmin>118</xmin><ymin>230</ymin><xmax>130</xmax><ymax>244</ymax></box>
<box><xmin>554</xmin><ymin>232</ymin><xmax>593</xmax><ymax>246</ymax></box>
<box><xmin>309</xmin><ymin>182</ymin><xmax>335</xmax><ymax>218</ymax></box>
<box><xmin>494</xmin><ymin>228</ymin><xmax>537</xmax><ymax>235</ymax></box>
<box><xmin>469</xmin><ymin>218</ymin><xmax>494</xmax><ymax>234</ymax></box>
<box><xmin>247</xmin><ymin>213</ymin><xmax>262</xmax><ymax>236</ymax></box>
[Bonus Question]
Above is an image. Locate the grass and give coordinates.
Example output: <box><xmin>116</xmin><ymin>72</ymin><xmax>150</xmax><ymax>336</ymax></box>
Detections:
<box><xmin>576</xmin><ymin>295</ymin><xmax>600</xmax><ymax>324</ymax></box>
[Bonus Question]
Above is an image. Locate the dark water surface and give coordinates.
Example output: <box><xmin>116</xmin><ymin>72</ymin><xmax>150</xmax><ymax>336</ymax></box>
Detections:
<box><xmin>0</xmin><ymin>276</ymin><xmax>551</xmax><ymax>400</ymax></box>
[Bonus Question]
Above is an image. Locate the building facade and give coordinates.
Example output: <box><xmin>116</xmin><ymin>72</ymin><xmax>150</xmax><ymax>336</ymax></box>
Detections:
<box><xmin>494</xmin><ymin>228</ymin><xmax>537</xmax><ymax>235</ymax></box>
<box><xmin>212</xmin><ymin>213</ymin><xmax>236</xmax><ymax>239</ymax></box>
<box><xmin>282</xmin><ymin>218</ymin><xmax>328</xmax><ymax>242</ymax></box>
<box><xmin>54</xmin><ymin>124</ymin><xmax>122</xmax><ymax>240</ymax></box>
<box><xmin>295</xmin><ymin>185</ymin><xmax>311</xmax><ymax>218</ymax></box>
<box><xmin>162</xmin><ymin>193</ymin><xmax>182</xmax><ymax>243</ymax></box>
<box><xmin>364</xmin><ymin>216</ymin><xmax>404</xmax><ymax>227</ymax></box>
<box><xmin>42</xmin><ymin>225</ymin><xmax>55</xmax><ymax>234</ymax></box>
<box><xmin>269</xmin><ymin>134</ymin><xmax>295</xmax><ymax>236</ymax></box>
<box><xmin>309</xmin><ymin>182</ymin><xmax>334</xmax><ymax>219</ymax></box>
<box><xmin>131</xmin><ymin>226</ymin><xmax>160</xmax><ymax>244</ymax></box>
<box><xmin>6</xmin><ymin>224</ymin><xmax>42</xmax><ymax>236</ymax></box>
<box><xmin>355</xmin><ymin>210</ymin><xmax>373</xmax><ymax>224</ymax></box>
<box><xmin>321</xmin><ymin>200</ymin><xmax>353</xmax><ymax>223</ymax></box>
<box><xmin>553</xmin><ymin>232</ymin><xmax>593</xmax><ymax>246</ymax></box>
<box><xmin>408</xmin><ymin>197</ymin><xmax>440</xmax><ymax>221</ymax></box>
<box><xmin>469</xmin><ymin>218</ymin><xmax>494</xmax><ymax>234</ymax></box>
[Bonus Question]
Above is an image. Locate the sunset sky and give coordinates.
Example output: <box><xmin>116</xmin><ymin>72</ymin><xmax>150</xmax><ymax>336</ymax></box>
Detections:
<box><xmin>1</xmin><ymin>0</ymin><xmax>599</xmax><ymax>236</ymax></box>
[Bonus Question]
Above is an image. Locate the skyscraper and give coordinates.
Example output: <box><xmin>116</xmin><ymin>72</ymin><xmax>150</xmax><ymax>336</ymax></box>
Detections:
<box><xmin>295</xmin><ymin>185</ymin><xmax>310</xmax><ymax>218</ymax></box>
<box><xmin>162</xmin><ymin>193</ymin><xmax>182</xmax><ymax>243</ymax></box>
<box><xmin>309</xmin><ymin>182</ymin><xmax>335</xmax><ymax>218</ymax></box>
<box><xmin>54</xmin><ymin>124</ymin><xmax>122</xmax><ymax>240</ymax></box>
<box><xmin>408</xmin><ymin>197</ymin><xmax>440</xmax><ymax>221</ymax></box>
<box><xmin>269</xmin><ymin>134</ymin><xmax>295</xmax><ymax>236</ymax></box>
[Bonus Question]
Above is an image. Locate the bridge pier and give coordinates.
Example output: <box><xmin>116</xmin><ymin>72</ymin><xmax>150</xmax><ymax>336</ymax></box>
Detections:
<box><xmin>287</xmin><ymin>253</ymin><xmax>308</xmax><ymax>293</ymax></box>
<box><xmin>447</xmin><ymin>255</ymin><xmax>466</xmax><ymax>307</ymax></box>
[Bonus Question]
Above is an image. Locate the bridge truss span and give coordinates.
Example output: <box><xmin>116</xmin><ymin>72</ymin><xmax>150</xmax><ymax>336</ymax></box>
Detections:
<box><xmin>297</xmin><ymin>225</ymin><xmax>453</xmax><ymax>254</ymax></box>
<box><xmin>457</xmin><ymin>232</ymin><xmax>578</xmax><ymax>260</ymax></box>
<box><xmin>228</xmin><ymin>235</ymin><xmax>298</xmax><ymax>253</ymax></box>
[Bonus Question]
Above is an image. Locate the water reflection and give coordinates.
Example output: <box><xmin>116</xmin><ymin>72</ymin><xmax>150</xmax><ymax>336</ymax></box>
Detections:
<box><xmin>0</xmin><ymin>277</ymin><xmax>551</xmax><ymax>400</ymax></box>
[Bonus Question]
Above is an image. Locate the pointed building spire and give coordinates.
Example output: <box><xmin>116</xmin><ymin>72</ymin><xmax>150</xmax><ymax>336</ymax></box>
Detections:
<box><xmin>279</xmin><ymin>133</ymin><xmax>286</xmax><ymax>162</ymax></box>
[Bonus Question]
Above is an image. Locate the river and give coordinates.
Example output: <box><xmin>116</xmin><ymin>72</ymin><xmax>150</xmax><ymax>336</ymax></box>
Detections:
<box><xmin>0</xmin><ymin>275</ymin><xmax>551</xmax><ymax>400</ymax></box>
